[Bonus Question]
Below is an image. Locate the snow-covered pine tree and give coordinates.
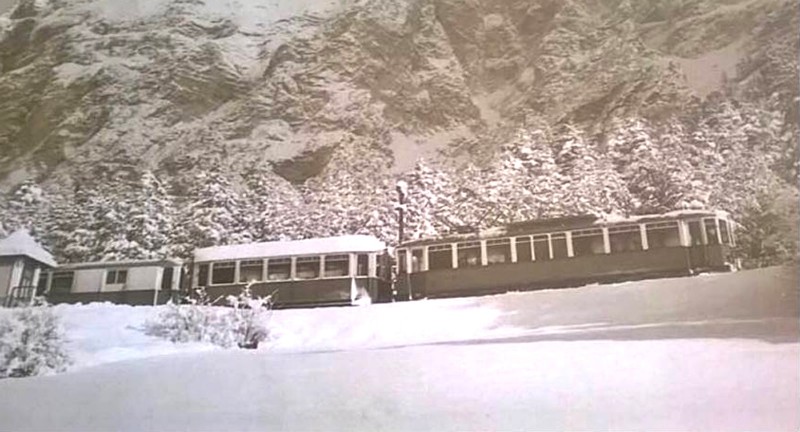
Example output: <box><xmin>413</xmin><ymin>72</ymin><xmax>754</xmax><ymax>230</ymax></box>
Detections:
<box><xmin>505</xmin><ymin>128</ymin><xmax>566</xmax><ymax>220</ymax></box>
<box><xmin>300</xmin><ymin>140</ymin><xmax>397</xmax><ymax>241</ymax></box>
<box><xmin>733</xmin><ymin>184</ymin><xmax>799</xmax><ymax>268</ymax></box>
<box><xmin>608</xmin><ymin>118</ymin><xmax>686</xmax><ymax>213</ymax></box>
<box><xmin>179</xmin><ymin>171</ymin><xmax>254</xmax><ymax>249</ymax></box>
<box><xmin>401</xmin><ymin>160</ymin><xmax>459</xmax><ymax>239</ymax></box>
<box><xmin>243</xmin><ymin>167</ymin><xmax>307</xmax><ymax>242</ymax></box>
<box><xmin>43</xmin><ymin>182</ymin><xmax>98</xmax><ymax>263</ymax></box>
<box><xmin>553</xmin><ymin>124</ymin><xmax>631</xmax><ymax>215</ymax></box>
<box><xmin>120</xmin><ymin>170</ymin><xmax>175</xmax><ymax>259</ymax></box>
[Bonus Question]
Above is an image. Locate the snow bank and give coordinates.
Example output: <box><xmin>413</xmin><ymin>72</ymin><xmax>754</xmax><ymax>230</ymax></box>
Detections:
<box><xmin>33</xmin><ymin>296</ymin><xmax>516</xmax><ymax>370</ymax></box>
<box><xmin>49</xmin><ymin>303</ymin><xmax>216</xmax><ymax>370</ymax></box>
<box><xmin>267</xmin><ymin>296</ymin><xmax>519</xmax><ymax>353</ymax></box>
<box><xmin>0</xmin><ymin>339</ymin><xmax>796</xmax><ymax>431</ymax></box>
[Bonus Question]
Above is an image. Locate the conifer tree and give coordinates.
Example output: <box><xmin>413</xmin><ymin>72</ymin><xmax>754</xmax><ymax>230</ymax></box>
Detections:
<box><xmin>179</xmin><ymin>171</ymin><xmax>254</xmax><ymax>249</ymax></box>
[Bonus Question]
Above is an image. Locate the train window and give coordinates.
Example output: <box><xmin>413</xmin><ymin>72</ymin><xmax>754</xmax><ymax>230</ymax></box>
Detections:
<box><xmin>296</xmin><ymin>256</ymin><xmax>321</xmax><ymax>279</ymax></box>
<box><xmin>397</xmin><ymin>250</ymin><xmax>408</xmax><ymax>274</ymax></box>
<box><xmin>324</xmin><ymin>255</ymin><xmax>350</xmax><ymax>277</ymax></box>
<box><xmin>357</xmin><ymin>254</ymin><xmax>369</xmax><ymax>276</ymax></box>
<box><xmin>457</xmin><ymin>241</ymin><xmax>482</xmax><ymax>267</ymax></box>
<box><xmin>572</xmin><ymin>228</ymin><xmax>604</xmax><ymax>256</ymax></box>
<box><xmin>704</xmin><ymin>219</ymin><xmax>720</xmax><ymax>245</ymax></box>
<box><xmin>51</xmin><ymin>272</ymin><xmax>74</xmax><ymax>294</ymax></box>
<box><xmin>239</xmin><ymin>260</ymin><xmax>264</xmax><ymax>283</ymax></box>
<box><xmin>429</xmin><ymin>244</ymin><xmax>453</xmax><ymax>270</ymax></box>
<box><xmin>646</xmin><ymin>222</ymin><xmax>680</xmax><ymax>248</ymax></box>
<box><xmin>105</xmin><ymin>269</ymin><xmax>128</xmax><ymax>285</ymax></box>
<box><xmin>719</xmin><ymin>219</ymin><xmax>731</xmax><ymax>245</ymax></box>
<box><xmin>486</xmin><ymin>239</ymin><xmax>511</xmax><ymax>265</ymax></box>
<box><xmin>551</xmin><ymin>233</ymin><xmax>569</xmax><ymax>259</ymax></box>
<box><xmin>411</xmin><ymin>249</ymin><xmax>424</xmax><ymax>272</ymax></box>
<box><xmin>515</xmin><ymin>236</ymin><xmax>532</xmax><ymax>262</ymax></box>
<box><xmin>533</xmin><ymin>235</ymin><xmax>550</xmax><ymax>260</ymax></box>
<box><xmin>267</xmin><ymin>258</ymin><xmax>291</xmax><ymax>281</ymax></box>
<box><xmin>211</xmin><ymin>262</ymin><xmax>235</xmax><ymax>284</ymax></box>
<box><xmin>687</xmin><ymin>221</ymin><xmax>704</xmax><ymax>246</ymax></box>
<box><xmin>609</xmin><ymin>225</ymin><xmax>642</xmax><ymax>253</ymax></box>
<box><xmin>197</xmin><ymin>264</ymin><xmax>209</xmax><ymax>287</ymax></box>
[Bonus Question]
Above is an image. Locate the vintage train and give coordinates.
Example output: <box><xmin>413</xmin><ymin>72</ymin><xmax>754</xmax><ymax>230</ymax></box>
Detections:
<box><xmin>1</xmin><ymin>209</ymin><xmax>738</xmax><ymax>308</ymax></box>
<box><xmin>394</xmin><ymin>209</ymin><xmax>738</xmax><ymax>300</ymax></box>
<box><xmin>191</xmin><ymin>235</ymin><xmax>393</xmax><ymax>307</ymax></box>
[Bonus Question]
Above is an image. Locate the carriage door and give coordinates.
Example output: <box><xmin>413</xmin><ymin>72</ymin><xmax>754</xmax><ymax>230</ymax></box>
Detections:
<box><xmin>687</xmin><ymin>220</ymin><xmax>707</xmax><ymax>270</ymax></box>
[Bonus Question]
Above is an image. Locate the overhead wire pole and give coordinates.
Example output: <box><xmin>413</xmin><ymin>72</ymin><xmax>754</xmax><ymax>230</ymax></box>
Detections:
<box><xmin>395</xmin><ymin>180</ymin><xmax>411</xmax><ymax>300</ymax></box>
<box><xmin>396</xmin><ymin>181</ymin><xmax>406</xmax><ymax>245</ymax></box>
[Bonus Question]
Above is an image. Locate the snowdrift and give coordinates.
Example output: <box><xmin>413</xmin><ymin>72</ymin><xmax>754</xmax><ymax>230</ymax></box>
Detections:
<box><xmin>0</xmin><ymin>266</ymin><xmax>797</xmax><ymax>431</ymax></box>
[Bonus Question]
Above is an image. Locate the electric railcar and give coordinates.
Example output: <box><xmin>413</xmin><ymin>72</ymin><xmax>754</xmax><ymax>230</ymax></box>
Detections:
<box><xmin>191</xmin><ymin>235</ymin><xmax>393</xmax><ymax>308</ymax></box>
<box><xmin>394</xmin><ymin>210</ymin><xmax>738</xmax><ymax>300</ymax></box>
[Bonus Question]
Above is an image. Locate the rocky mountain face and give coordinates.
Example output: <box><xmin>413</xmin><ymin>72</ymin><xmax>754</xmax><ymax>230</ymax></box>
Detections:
<box><xmin>0</xmin><ymin>0</ymin><xmax>797</xmax><ymax>266</ymax></box>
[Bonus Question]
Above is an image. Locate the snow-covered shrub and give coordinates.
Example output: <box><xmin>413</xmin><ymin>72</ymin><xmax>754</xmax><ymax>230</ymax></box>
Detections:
<box><xmin>0</xmin><ymin>303</ymin><xmax>71</xmax><ymax>378</ymax></box>
<box><xmin>224</xmin><ymin>286</ymin><xmax>272</xmax><ymax>349</ymax></box>
<box><xmin>144</xmin><ymin>286</ymin><xmax>273</xmax><ymax>349</ymax></box>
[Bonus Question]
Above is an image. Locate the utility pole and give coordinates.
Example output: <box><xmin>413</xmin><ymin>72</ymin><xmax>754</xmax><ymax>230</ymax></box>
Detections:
<box><xmin>395</xmin><ymin>180</ymin><xmax>410</xmax><ymax>300</ymax></box>
<box><xmin>396</xmin><ymin>180</ymin><xmax>407</xmax><ymax>244</ymax></box>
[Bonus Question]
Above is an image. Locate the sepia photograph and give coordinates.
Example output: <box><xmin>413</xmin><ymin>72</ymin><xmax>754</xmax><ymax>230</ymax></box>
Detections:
<box><xmin>0</xmin><ymin>0</ymin><xmax>797</xmax><ymax>430</ymax></box>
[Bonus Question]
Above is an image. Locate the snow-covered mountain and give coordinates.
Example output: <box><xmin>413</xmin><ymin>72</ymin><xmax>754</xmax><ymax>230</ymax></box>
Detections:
<box><xmin>0</xmin><ymin>0</ymin><xmax>797</xmax><ymax>263</ymax></box>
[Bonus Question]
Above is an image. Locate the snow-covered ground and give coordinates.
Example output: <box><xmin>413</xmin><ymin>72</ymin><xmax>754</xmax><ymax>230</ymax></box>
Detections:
<box><xmin>0</xmin><ymin>266</ymin><xmax>798</xmax><ymax>431</ymax></box>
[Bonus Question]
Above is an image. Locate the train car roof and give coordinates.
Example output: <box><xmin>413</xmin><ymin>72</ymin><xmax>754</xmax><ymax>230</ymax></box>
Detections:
<box><xmin>399</xmin><ymin>209</ymin><xmax>731</xmax><ymax>248</ymax></box>
<box><xmin>193</xmin><ymin>235</ymin><xmax>387</xmax><ymax>263</ymax></box>
<box><xmin>56</xmin><ymin>258</ymin><xmax>184</xmax><ymax>271</ymax></box>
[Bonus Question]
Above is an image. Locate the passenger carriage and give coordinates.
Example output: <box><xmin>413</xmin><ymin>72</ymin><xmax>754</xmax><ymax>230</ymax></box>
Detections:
<box><xmin>191</xmin><ymin>235</ymin><xmax>392</xmax><ymax>308</ymax></box>
<box><xmin>394</xmin><ymin>210</ymin><xmax>738</xmax><ymax>300</ymax></box>
<box><xmin>43</xmin><ymin>258</ymin><xmax>183</xmax><ymax>305</ymax></box>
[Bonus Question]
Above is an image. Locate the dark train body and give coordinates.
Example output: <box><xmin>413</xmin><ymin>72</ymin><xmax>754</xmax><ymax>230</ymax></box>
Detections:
<box><xmin>394</xmin><ymin>210</ymin><xmax>737</xmax><ymax>300</ymax></box>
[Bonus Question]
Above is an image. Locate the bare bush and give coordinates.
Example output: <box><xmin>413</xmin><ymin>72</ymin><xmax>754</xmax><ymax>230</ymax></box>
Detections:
<box><xmin>144</xmin><ymin>285</ymin><xmax>273</xmax><ymax>349</ymax></box>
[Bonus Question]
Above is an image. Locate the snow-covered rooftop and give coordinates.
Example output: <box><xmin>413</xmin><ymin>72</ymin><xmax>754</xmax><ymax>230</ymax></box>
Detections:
<box><xmin>596</xmin><ymin>209</ymin><xmax>731</xmax><ymax>224</ymax></box>
<box><xmin>57</xmin><ymin>258</ymin><xmax>183</xmax><ymax>270</ymax></box>
<box><xmin>0</xmin><ymin>229</ymin><xmax>57</xmax><ymax>267</ymax></box>
<box><xmin>401</xmin><ymin>209</ymin><xmax>733</xmax><ymax>247</ymax></box>
<box><xmin>194</xmin><ymin>235</ymin><xmax>387</xmax><ymax>263</ymax></box>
